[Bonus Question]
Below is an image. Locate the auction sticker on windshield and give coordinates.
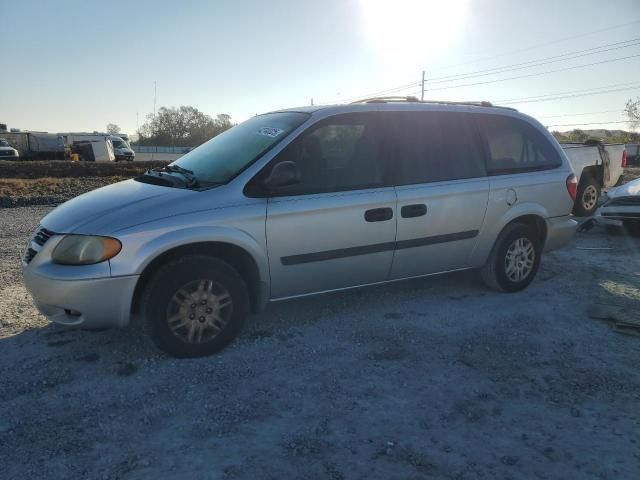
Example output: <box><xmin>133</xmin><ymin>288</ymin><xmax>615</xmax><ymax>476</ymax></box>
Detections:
<box><xmin>256</xmin><ymin>127</ymin><xmax>284</xmax><ymax>138</ymax></box>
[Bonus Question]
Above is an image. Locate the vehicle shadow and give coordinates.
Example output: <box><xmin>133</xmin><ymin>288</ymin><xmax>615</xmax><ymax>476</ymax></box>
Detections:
<box><xmin>0</xmin><ymin>268</ymin><xmax>483</xmax><ymax>363</ymax></box>
<box><xmin>244</xmin><ymin>269</ymin><xmax>485</xmax><ymax>337</ymax></box>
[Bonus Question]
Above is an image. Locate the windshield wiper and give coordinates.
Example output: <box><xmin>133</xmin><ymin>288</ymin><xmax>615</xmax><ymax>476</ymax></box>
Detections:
<box><xmin>148</xmin><ymin>164</ymin><xmax>200</xmax><ymax>188</ymax></box>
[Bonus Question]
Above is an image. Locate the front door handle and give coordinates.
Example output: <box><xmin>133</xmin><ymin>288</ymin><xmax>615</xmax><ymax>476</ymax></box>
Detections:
<box><xmin>401</xmin><ymin>204</ymin><xmax>427</xmax><ymax>218</ymax></box>
<box><xmin>364</xmin><ymin>207</ymin><xmax>393</xmax><ymax>222</ymax></box>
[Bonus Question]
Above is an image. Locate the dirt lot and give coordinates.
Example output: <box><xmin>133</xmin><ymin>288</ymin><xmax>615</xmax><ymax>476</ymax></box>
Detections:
<box><xmin>0</xmin><ymin>160</ymin><xmax>169</xmax><ymax>208</ymax></box>
<box><xmin>1</xmin><ymin>206</ymin><xmax>639</xmax><ymax>480</ymax></box>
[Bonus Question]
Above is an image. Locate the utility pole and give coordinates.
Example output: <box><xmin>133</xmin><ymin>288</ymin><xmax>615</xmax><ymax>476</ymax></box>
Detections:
<box><xmin>421</xmin><ymin>70</ymin><xmax>426</xmax><ymax>102</ymax></box>
<box><xmin>153</xmin><ymin>81</ymin><xmax>157</xmax><ymax>117</ymax></box>
<box><xmin>136</xmin><ymin>111</ymin><xmax>139</xmax><ymax>132</ymax></box>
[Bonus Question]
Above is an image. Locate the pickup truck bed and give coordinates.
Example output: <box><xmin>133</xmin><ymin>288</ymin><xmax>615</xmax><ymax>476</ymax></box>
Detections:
<box><xmin>561</xmin><ymin>143</ymin><xmax>626</xmax><ymax>216</ymax></box>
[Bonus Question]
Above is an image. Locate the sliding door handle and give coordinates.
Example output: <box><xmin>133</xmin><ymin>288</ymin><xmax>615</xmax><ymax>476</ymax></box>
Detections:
<box><xmin>364</xmin><ymin>207</ymin><xmax>393</xmax><ymax>222</ymax></box>
<box><xmin>401</xmin><ymin>204</ymin><xmax>427</xmax><ymax>218</ymax></box>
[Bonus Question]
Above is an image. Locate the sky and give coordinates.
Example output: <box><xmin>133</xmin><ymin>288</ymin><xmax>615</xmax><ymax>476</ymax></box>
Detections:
<box><xmin>1</xmin><ymin>0</ymin><xmax>639</xmax><ymax>135</ymax></box>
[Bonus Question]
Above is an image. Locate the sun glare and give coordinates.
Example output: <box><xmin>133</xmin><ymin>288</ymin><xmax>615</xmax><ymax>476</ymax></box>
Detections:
<box><xmin>360</xmin><ymin>0</ymin><xmax>469</xmax><ymax>63</ymax></box>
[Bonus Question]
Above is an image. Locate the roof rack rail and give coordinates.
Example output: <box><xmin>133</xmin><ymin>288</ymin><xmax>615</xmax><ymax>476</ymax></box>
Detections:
<box><xmin>350</xmin><ymin>96</ymin><xmax>421</xmax><ymax>104</ymax></box>
<box><xmin>349</xmin><ymin>96</ymin><xmax>517</xmax><ymax>111</ymax></box>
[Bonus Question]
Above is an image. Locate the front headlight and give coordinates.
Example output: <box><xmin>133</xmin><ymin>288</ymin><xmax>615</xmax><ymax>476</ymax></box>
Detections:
<box><xmin>52</xmin><ymin>235</ymin><xmax>122</xmax><ymax>265</ymax></box>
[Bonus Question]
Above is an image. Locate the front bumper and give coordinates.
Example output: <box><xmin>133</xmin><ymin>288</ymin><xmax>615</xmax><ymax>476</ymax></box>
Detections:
<box><xmin>544</xmin><ymin>215</ymin><xmax>578</xmax><ymax>252</ymax></box>
<box><xmin>595</xmin><ymin>206</ymin><xmax>640</xmax><ymax>223</ymax></box>
<box><xmin>115</xmin><ymin>154</ymin><xmax>135</xmax><ymax>161</ymax></box>
<box><xmin>23</xmin><ymin>266</ymin><xmax>138</xmax><ymax>328</ymax></box>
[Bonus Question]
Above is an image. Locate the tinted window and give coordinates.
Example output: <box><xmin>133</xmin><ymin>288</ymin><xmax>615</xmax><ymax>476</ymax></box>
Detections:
<box><xmin>385</xmin><ymin>111</ymin><xmax>485</xmax><ymax>185</ymax></box>
<box><xmin>268</xmin><ymin>113</ymin><xmax>385</xmax><ymax>195</ymax></box>
<box><xmin>475</xmin><ymin>114</ymin><xmax>562</xmax><ymax>174</ymax></box>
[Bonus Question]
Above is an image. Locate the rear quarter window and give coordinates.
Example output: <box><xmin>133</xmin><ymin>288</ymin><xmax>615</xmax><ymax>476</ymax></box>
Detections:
<box><xmin>474</xmin><ymin>114</ymin><xmax>562</xmax><ymax>175</ymax></box>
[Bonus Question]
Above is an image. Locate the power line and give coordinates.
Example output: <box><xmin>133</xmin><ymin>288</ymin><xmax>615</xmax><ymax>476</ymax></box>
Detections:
<box><xmin>506</xmin><ymin>87</ymin><xmax>639</xmax><ymax>105</ymax></box>
<box><xmin>426</xmin><ymin>53</ymin><xmax>640</xmax><ymax>92</ymax></box>
<box><xmin>428</xmin><ymin>19</ymin><xmax>640</xmax><ymax>73</ymax></box>
<box><xmin>319</xmin><ymin>21</ymin><xmax>640</xmax><ymax>106</ymax></box>
<box><xmin>338</xmin><ymin>40</ymin><xmax>640</xmax><ymax>104</ymax></box>
<box><xmin>497</xmin><ymin>81</ymin><xmax>640</xmax><ymax>103</ymax></box>
<box><xmin>537</xmin><ymin>109</ymin><xmax>623</xmax><ymax>119</ymax></box>
<box><xmin>427</xmin><ymin>37</ymin><xmax>640</xmax><ymax>84</ymax></box>
<box><xmin>502</xmin><ymin>85</ymin><xmax>640</xmax><ymax>106</ymax></box>
<box><xmin>546</xmin><ymin>120</ymin><xmax>629</xmax><ymax>127</ymax></box>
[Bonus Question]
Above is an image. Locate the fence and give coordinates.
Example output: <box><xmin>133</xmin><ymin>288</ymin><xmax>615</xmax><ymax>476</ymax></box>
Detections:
<box><xmin>132</xmin><ymin>146</ymin><xmax>193</xmax><ymax>154</ymax></box>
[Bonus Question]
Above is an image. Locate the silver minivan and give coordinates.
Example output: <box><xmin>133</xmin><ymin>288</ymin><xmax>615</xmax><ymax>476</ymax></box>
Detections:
<box><xmin>22</xmin><ymin>99</ymin><xmax>578</xmax><ymax>357</ymax></box>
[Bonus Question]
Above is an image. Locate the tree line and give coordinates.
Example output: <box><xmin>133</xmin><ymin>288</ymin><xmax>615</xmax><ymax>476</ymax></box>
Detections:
<box><xmin>133</xmin><ymin>106</ymin><xmax>234</xmax><ymax>147</ymax></box>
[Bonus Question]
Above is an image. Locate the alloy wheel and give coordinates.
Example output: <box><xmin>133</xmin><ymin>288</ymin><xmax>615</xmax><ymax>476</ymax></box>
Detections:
<box><xmin>504</xmin><ymin>237</ymin><xmax>535</xmax><ymax>282</ymax></box>
<box><xmin>166</xmin><ymin>279</ymin><xmax>233</xmax><ymax>344</ymax></box>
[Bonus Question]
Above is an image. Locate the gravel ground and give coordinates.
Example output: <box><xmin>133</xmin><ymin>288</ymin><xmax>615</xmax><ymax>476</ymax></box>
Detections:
<box><xmin>0</xmin><ymin>177</ymin><xmax>120</xmax><ymax>208</ymax></box>
<box><xmin>1</xmin><ymin>206</ymin><xmax>639</xmax><ymax>479</ymax></box>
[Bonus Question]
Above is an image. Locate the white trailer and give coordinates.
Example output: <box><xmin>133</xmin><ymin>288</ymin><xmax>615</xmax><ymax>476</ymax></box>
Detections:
<box><xmin>69</xmin><ymin>137</ymin><xmax>116</xmax><ymax>162</ymax></box>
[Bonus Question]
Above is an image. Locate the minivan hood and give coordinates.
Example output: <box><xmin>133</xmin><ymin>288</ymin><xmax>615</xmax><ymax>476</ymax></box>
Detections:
<box><xmin>41</xmin><ymin>179</ymin><xmax>200</xmax><ymax>234</ymax></box>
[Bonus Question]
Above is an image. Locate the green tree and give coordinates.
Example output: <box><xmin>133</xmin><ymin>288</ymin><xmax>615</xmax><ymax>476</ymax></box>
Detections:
<box><xmin>625</xmin><ymin>97</ymin><xmax>640</xmax><ymax>130</ymax></box>
<box><xmin>136</xmin><ymin>106</ymin><xmax>234</xmax><ymax>147</ymax></box>
<box><xmin>106</xmin><ymin>123</ymin><xmax>121</xmax><ymax>135</ymax></box>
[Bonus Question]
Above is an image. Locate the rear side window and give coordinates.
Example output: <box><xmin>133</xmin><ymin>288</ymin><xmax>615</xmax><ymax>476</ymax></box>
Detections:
<box><xmin>475</xmin><ymin>114</ymin><xmax>562</xmax><ymax>175</ymax></box>
<box><xmin>268</xmin><ymin>112</ymin><xmax>386</xmax><ymax>195</ymax></box>
<box><xmin>384</xmin><ymin>111</ymin><xmax>486</xmax><ymax>185</ymax></box>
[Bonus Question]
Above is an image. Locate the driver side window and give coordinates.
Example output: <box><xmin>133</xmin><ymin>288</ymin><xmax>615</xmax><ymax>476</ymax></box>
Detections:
<box><xmin>268</xmin><ymin>113</ymin><xmax>385</xmax><ymax>195</ymax></box>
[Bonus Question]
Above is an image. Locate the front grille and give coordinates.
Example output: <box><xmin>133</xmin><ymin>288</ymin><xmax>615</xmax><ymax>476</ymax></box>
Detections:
<box><xmin>23</xmin><ymin>227</ymin><xmax>56</xmax><ymax>264</ymax></box>
<box><xmin>33</xmin><ymin>228</ymin><xmax>54</xmax><ymax>246</ymax></box>
<box><xmin>601</xmin><ymin>211</ymin><xmax>640</xmax><ymax>218</ymax></box>
<box><xmin>606</xmin><ymin>196</ymin><xmax>640</xmax><ymax>207</ymax></box>
<box><xmin>24</xmin><ymin>248</ymin><xmax>37</xmax><ymax>264</ymax></box>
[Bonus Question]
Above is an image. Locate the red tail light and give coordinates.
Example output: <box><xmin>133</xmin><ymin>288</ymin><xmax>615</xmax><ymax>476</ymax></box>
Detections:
<box><xmin>622</xmin><ymin>149</ymin><xmax>628</xmax><ymax>168</ymax></box>
<box><xmin>566</xmin><ymin>174</ymin><xmax>577</xmax><ymax>201</ymax></box>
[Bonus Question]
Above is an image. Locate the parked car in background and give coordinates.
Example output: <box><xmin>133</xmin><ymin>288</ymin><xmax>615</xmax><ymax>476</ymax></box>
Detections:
<box><xmin>109</xmin><ymin>136</ymin><xmax>135</xmax><ymax>161</ymax></box>
<box><xmin>625</xmin><ymin>143</ymin><xmax>640</xmax><ymax>166</ymax></box>
<box><xmin>595</xmin><ymin>177</ymin><xmax>640</xmax><ymax>236</ymax></box>
<box><xmin>0</xmin><ymin>131</ymin><xmax>65</xmax><ymax>160</ymax></box>
<box><xmin>0</xmin><ymin>138</ymin><xmax>19</xmax><ymax>160</ymax></box>
<box><xmin>561</xmin><ymin>141</ymin><xmax>626</xmax><ymax>216</ymax></box>
<box><xmin>22</xmin><ymin>99</ymin><xmax>577</xmax><ymax>357</ymax></box>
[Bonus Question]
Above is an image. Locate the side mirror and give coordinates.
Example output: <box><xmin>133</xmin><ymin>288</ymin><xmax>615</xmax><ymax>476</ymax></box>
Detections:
<box><xmin>262</xmin><ymin>161</ymin><xmax>301</xmax><ymax>190</ymax></box>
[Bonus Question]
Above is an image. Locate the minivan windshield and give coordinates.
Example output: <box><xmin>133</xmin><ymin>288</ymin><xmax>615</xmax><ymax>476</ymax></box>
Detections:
<box><xmin>171</xmin><ymin>111</ymin><xmax>310</xmax><ymax>184</ymax></box>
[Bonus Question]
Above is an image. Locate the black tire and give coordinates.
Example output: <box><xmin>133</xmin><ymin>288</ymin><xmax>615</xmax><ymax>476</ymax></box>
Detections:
<box><xmin>623</xmin><ymin>220</ymin><xmax>640</xmax><ymax>237</ymax></box>
<box><xmin>573</xmin><ymin>175</ymin><xmax>601</xmax><ymax>217</ymax></box>
<box><xmin>481</xmin><ymin>223</ymin><xmax>542</xmax><ymax>293</ymax></box>
<box><xmin>141</xmin><ymin>255</ymin><xmax>249</xmax><ymax>358</ymax></box>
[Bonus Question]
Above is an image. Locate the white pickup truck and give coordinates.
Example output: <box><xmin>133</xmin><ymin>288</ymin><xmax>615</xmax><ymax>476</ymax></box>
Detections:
<box><xmin>561</xmin><ymin>142</ymin><xmax>627</xmax><ymax>216</ymax></box>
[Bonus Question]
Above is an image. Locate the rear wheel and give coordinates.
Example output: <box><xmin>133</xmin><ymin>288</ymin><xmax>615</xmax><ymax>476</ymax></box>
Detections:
<box><xmin>481</xmin><ymin>223</ymin><xmax>542</xmax><ymax>292</ymax></box>
<box><xmin>573</xmin><ymin>176</ymin><xmax>600</xmax><ymax>217</ymax></box>
<box><xmin>141</xmin><ymin>255</ymin><xmax>249</xmax><ymax>358</ymax></box>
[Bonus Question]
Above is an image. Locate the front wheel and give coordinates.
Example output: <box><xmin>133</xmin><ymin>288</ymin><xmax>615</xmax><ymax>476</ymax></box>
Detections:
<box><xmin>481</xmin><ymin>223</ymin><xmax>542</xmax><ymax>292</ymax></box>
<box><xmin>141</xmin><ymin>255</ymin><xmax>249</xmax><ymax>358</ymax></box>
